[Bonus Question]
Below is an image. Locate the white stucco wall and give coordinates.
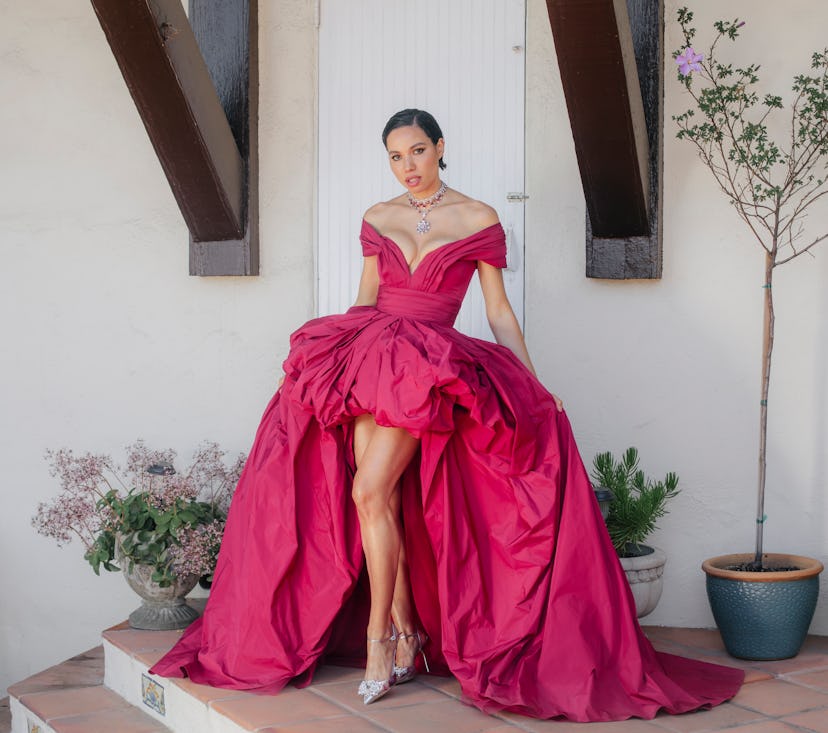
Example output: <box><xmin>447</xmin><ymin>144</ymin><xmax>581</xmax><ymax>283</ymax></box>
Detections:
<box><xmin>1</xmin><ymin>0</ymin><xmax>826</xmax><ymax>698</ymax></box>
<box><xmin>526</xmin><ymin>0</ymin><xmax>828</xmax><ymax>632</ymax></box>
<box><xmin>0</xmin><ymin>0</ymin><xmax>318</xmax><ymax>694</ymax></box>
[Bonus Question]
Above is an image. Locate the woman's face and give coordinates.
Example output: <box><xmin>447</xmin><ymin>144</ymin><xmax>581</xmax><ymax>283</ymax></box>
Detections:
<box><xmin>385</xmin><ymin>124</ymin><xmax>444</xmax><ymax>196</ymax></box>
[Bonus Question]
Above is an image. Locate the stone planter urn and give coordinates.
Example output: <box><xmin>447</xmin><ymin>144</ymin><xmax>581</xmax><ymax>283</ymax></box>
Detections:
<box><xmin>116</xmin><ymin>541</ymin><xmax>200</xmax><ymax>630</ymax></box>
<box><xmin>619</xmin><ymin>545</ymin><xmax>667</xmax><ymax>618</ymax></box>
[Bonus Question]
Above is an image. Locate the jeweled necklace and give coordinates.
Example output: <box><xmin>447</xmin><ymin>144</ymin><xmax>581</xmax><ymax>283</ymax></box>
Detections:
<box><xmin>407</xmin><ymin>181</ymin><xmax>447</xmax><ymax>235</ymax></box>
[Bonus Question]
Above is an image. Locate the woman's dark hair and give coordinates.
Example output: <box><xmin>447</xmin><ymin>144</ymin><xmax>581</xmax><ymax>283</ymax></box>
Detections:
<box><xmin>382</xmin><ymin>109</ymin><xmax>446</xmax><ymax>170</ymax></box>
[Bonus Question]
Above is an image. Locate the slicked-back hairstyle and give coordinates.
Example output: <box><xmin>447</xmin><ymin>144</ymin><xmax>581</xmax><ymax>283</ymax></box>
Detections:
<box><xmin>382</xmin><ymin>109</ymin><xmax>447</xmax><ymax>170</ymax></box>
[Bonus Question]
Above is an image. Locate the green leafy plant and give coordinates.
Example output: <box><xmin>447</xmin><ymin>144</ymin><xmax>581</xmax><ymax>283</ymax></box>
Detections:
<box><xmin>591</xmin><ymin>448</ymin><xmax>680</xmax><ymax>557</ymax></box>
<box><xmin>33</xmin><ymin>440</ymin><xmax>245</xmax><ymax>587</ymax></box>
<box><xmin>673</xmin><ymin>8</ymin><xmax>828</xmax><ymax>568</ymax></box>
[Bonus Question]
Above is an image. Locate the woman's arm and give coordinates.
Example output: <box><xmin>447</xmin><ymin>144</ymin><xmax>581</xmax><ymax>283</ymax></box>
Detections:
<box><xmin>477</xmin><ymin>262</ymin><xmax>536</xmax><ymax>374</ymax></box>
<box><xmin>477</xmin><ymin>262</ymin><xmax>563</xmax><ymax>411</ymax></box>
<box><xmin>353</xmin><ymin>255</ymin><xmax>380</xmax><ymax>307</ymax></box>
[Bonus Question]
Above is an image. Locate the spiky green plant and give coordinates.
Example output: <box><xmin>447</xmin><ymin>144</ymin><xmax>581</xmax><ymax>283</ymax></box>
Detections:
<box><xmin>591</xmin><ymin>448</ymin><xmax>680</xmax><ymax>557</ymax></box>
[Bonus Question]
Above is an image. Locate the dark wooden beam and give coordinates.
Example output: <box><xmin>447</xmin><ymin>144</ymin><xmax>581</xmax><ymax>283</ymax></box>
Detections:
<box><xmin>546</xmin><ymin>0</ymin><xmax>663</xmax><ymax>279</ymax></box>
<box><xmin>188</xmin><ymin>0</ymin><xmax>259</xmax><ymax>276</ymax></box>
<box><xmin>546</xmin><ymin>0</ymin><xmax>650</xmax><ymax>237</ymax></box>
<box><xmin>90</xmin><ymin>0</ymin><xmax>245</xmax><ymax>243</ymax></box>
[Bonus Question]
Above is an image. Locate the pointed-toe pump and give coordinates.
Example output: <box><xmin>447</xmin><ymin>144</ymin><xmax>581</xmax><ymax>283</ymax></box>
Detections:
<box><xmin>357</xmin><ymin>631</ymin><xmax>398</xmax><ymax>705</ymax></box>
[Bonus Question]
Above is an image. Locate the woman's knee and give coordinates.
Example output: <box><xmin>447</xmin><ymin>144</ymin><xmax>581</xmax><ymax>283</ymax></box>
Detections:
<box><xmin>351</xmin><ymin>472</ymin><xmax>395</xmax><ymax>518</ymax></box>
<box><xmin>351</xmin><ymin>422</ymin><xmax>418</xmax><ymax>518</ymax></box>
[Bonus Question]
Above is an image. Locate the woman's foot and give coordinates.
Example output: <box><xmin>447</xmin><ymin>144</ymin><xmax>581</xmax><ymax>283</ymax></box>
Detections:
<box><xmin>358</xmin><ymin>629</ymin><xmax>397</xmax><ymax>704</ymax></box>
<box><xmin>394</xmin><ymin>631</ymin><xmax>429</xmax><ymax>685</ymax></box>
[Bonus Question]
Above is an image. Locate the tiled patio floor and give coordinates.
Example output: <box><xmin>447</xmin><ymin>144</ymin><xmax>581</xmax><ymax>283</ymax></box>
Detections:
<box><xmin>6</xmin><ymin>626</ymin><xmax>828</xmax><ymax>733</ymax></box>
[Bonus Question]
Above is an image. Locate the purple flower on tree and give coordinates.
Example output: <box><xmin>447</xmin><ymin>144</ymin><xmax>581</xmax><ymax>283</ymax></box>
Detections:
<box><xmin>676</xmin><ymin>47</ymin><xmax>704</xmax><ymax>76</ymax></box>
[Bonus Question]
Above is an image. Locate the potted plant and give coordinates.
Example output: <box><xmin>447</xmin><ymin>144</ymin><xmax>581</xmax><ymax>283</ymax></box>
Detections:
<box><xmin>673</xmin><ymin>8</ymin><xmax>826</xmax><ymax>659</ymax></box>
<box><xmin>33</xmin><ymin>439</ymin><xmax>246</xmax><ymax>630</ymax></box>
<box><xmin>591</xmin><ymin>447</ymin><xmax>680</xmax><ymax>618</ymax></box>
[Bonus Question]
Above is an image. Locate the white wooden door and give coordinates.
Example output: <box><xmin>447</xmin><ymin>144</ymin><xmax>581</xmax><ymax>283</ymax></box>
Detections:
<box><xmin>318</xmin><ymin>0</ymin><xmax>526</xmax><ymax>340</ymax></box>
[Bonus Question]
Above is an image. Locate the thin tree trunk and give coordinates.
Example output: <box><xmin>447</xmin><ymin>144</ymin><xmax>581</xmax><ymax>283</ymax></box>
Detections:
<box><xmin>754</xmin><ymin>250</ymin><xmax>775</xmax><ymax>565</ymax></box>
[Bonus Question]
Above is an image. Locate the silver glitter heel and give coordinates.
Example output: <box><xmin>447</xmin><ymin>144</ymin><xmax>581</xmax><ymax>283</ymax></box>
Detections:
<box><xmin>393</xmin><ymin>631</ymin><xmax>430</xmax><ymax>685</ymax></box>
<box><xmin>357</xmin><ymin>631</ymin><xmax>397</xmax><ymax>705</ymax></box>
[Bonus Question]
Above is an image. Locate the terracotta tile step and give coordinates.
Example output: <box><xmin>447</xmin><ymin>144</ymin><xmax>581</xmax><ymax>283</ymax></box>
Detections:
<box><xmin>7</xmin><ymin>624</ymin><xmax>828</xmax><ymax>733</ymax></box>
<box><xmin>9</xmin><ymin>668</ymin><xmax>168</xmax><ymax>733</ymax></box>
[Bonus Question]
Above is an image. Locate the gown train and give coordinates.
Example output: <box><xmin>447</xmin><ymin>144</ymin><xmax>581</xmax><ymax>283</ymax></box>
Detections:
<box><xmin>150</xmin><ymin>221</ymin><xmax>744</xmax><ymax>722</ymax></box>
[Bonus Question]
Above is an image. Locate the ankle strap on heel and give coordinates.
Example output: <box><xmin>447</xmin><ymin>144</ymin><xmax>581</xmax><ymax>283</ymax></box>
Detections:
<box><xmin>397</xmin><ymin>631</ymin><xmax>430</xmax><ymax>672</ymax></box>
<box><xmin>367</xmin><ymin>632</ymin><xmax>397</xmax><ymax>644</ymax></box>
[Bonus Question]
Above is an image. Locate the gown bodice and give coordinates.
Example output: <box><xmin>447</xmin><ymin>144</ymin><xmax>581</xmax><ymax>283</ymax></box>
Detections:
<box><xmin>359</xmin><ymin>219</ymin><xmax>507</xmax><ymax>326</ymax></box>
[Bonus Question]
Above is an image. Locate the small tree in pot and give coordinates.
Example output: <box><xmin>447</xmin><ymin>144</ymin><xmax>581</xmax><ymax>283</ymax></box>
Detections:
<box><xmin>591</xmin><ymin>448</ymin><xmax>679</xmax><ymax>618</ymax></box>
<box><xmin>673</xmin><ymin>7</ymin><xmax>826</xmax><ymax>659</ymax></box>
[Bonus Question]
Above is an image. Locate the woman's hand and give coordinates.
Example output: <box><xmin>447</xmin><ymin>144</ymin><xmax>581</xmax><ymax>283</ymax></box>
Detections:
<box><xmin>476</xmin><ymin>263</ymin><xmax>565</xmax><ymax>413</ymax></box>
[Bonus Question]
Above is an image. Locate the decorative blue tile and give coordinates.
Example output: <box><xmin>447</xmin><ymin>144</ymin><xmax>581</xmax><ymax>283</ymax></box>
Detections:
<box><xmin>141</xmin><ymin>674</ymin><xmax>166</xmax><ymax>716</ymax></box>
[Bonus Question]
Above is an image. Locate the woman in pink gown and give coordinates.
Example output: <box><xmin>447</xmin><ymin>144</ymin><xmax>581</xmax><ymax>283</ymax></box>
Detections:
<box><xmin>150</xmin><ymin>109</ymin><xmax>743</xmax><ymax>721</ymax></box>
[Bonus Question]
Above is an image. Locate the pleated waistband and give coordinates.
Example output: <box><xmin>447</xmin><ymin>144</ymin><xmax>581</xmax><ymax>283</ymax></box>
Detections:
<box><xmin>375</xmin><ymin>285</ymin><xmax>461</xmax><ymax>326</ymax></box>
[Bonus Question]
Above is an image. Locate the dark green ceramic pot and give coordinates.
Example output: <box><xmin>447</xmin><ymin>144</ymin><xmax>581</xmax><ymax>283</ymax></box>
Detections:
<box><xmin>703</xmin><ymin>553</ymin><xmax>823</xmax><ymax>660</ymax></box>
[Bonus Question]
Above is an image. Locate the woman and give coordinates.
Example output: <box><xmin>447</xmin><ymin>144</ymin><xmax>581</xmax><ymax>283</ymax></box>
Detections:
<box><xmin>353</xmin><ymin>110</ymin><xmax>564</xmax><ymax>705</ymax></box>
<box><xmin>151</xmin><ymin>109</ymin><xmax>743</xmax><ymax>721</ymax></box>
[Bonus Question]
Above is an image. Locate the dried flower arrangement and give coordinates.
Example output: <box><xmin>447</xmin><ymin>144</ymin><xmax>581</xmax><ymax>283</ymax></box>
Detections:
<box><xmin>33</xmin><ymin>440</ymin><xmax>246</xmax><ymax>587</ymax></box>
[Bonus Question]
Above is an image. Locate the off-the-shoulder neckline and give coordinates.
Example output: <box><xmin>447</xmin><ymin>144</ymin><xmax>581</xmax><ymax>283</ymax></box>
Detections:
<box><xmin>361</xmin><ymin>219</ymin><xmax>504</xmax><ymax>277</ymax></box>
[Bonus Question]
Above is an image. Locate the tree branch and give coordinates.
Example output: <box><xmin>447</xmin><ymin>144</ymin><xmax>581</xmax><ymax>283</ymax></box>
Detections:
<box><xmin>776</xmin><ymin>230</ymin><xmax>828</xmax><ymax>265</ymax></box>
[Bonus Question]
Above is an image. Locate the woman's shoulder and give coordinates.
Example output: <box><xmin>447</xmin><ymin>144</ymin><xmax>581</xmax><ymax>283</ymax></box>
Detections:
<box><xmin>464</xmin><ymin>199</ymin><xmax>500</xmax><ymax>229</ymax></box>
<box><xmin>446</xmin><ymin>193</ymin><xmax>500</xmax><ymax>232</ymax></box>
<box><xmin>362</xmin><ymin>198</ymin><xmax>407</xmax><ymax>231</ymax></box>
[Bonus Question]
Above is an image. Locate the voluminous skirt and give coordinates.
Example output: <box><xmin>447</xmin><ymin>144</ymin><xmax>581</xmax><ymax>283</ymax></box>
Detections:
<box><xmin>150</xmin><ymin>303</ymin><xmax>744</xmax><ymax>722</ymax></box>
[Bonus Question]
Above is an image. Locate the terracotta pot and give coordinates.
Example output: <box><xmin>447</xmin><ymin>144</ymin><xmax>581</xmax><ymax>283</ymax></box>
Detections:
<box><xmin>702</xmin><ymin>552</ymin><xmax>823</xmax><ymax>660</ymax></box>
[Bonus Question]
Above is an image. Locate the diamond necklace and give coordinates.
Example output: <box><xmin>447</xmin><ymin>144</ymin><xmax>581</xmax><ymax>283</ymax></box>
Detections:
<box><xmin>407</xmin><ymin>181</ymin><xmax>447</xmax><ymax>235</ymax></box>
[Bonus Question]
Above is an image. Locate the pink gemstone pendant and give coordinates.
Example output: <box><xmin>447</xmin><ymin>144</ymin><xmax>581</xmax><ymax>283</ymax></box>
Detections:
<box><xmin>408</xmin><ymin>181</ymin><xmax>447</xmax><ymax>236</ymax></box>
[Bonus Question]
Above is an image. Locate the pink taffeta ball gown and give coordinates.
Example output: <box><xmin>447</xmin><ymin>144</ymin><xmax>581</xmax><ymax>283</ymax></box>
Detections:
<box><xmin>150</xmin><ymin>221</ymin><xmax>744</xmax><ymax>722</ymax></box>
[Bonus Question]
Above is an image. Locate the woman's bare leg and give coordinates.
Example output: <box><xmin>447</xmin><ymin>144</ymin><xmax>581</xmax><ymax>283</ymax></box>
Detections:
<box><xmin>354</xmin><ymin>416</ymin><xmax>421</xmax><ymax>672</ymax></box>
<box><xmin>389</xmin><ymin>490</ymin><xmax>421</xmax><ymax>667</ymax></box>
<box><xmin>352</xmin><ymin>414</ymin><xmax>419</xmax><ymax>682</ymax></box>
